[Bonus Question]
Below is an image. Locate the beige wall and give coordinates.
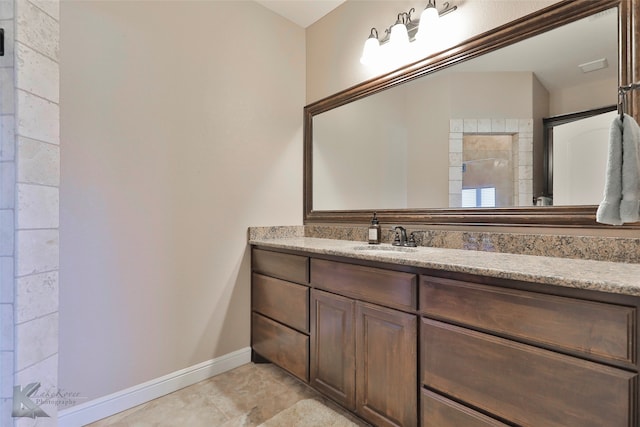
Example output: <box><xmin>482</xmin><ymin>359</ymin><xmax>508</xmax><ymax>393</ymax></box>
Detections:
<box><xmin>549</xmin><ymin>77</ymin><xmax>617</xmax><ymax>116</ymax></box>
<box><xmin>405</xmin><ymin>73</ymin><xmax>451</xmax><ymax>208</ymax></box>
<box><xmin>313</xmin><ymin>86</ymin><xmax>408</xmax><ymax>210</ymax></box>
<box><xmin>59</xmin><ymin>0</ymin><xmax>304</xmax><ymax>404</ymax></box>
<box><xmin>450</xmin><ymin>72</ymin><xmax>535</xmax><ymax>117</ymax></box>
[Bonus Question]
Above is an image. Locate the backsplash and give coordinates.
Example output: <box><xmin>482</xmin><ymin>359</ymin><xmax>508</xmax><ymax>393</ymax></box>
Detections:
<box><xmin>250</xmin><ymin>225</ymin><xmax>640</xmax><ymax>264</ymax></box>
<box><xmin>248</xmin><ymin>225</ymin><xmax>305</xmax><ymax>240</ymax></box>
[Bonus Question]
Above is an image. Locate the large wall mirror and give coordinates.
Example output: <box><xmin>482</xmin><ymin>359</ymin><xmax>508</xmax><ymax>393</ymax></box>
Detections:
<box><xmin>304</xmin><ymin>0</ymin><xmax>639</xmax><ymax>227</ymax></box>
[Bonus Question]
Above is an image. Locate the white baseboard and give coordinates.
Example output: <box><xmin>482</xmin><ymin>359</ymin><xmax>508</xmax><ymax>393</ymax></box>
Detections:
<box><xmin>58</xmin><ymin>347</ymin><xmax>252</xmax><ymax>427</ymax></box>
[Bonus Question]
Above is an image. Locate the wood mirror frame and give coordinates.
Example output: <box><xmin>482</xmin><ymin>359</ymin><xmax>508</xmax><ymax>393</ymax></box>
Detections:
<box><xmin>304</xmin><ymin>0</ymin><xmax>639</xmax><ymax>228</ymax></box>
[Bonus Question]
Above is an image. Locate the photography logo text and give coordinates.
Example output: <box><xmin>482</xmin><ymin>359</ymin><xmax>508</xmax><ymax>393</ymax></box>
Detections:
<box><xmin>12</xmin><ymin>383</ymin><xmax>49</xmax><ymax>419</ymax></box>
<box><xmin>12</xmin><ymin>382</ymin><xmax>84</xmax><ymax>419</ymax></box>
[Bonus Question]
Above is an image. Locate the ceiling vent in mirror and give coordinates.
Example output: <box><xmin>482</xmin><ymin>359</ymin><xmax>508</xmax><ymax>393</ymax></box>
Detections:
<box><xmin>579</xmin><ymin>58</ymin><xmax>608</xmax><ymax>73</ymax></box>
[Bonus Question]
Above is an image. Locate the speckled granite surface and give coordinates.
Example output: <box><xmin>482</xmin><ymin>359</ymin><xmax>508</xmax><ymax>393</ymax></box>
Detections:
<box><xmin>248</xmin><ymin>226</ymin><xmax>305</xmax><ymax>241</ymax></box>
<box><xmin>248</xmin><ymin>229</ymin><xmax>640</xmax><ymax>297</ymax></box>
<box><xmin>304</xmin><ymin>225</ymin><xmax>640</xmax><ymax>264</ymax></box>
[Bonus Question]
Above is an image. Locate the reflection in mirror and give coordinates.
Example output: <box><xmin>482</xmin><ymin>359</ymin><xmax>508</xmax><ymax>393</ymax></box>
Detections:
<box><xmin>312</xmin><ymin>6</ymin><xmax>618</xmax><ymax>212</ymax></box>
<box><xmin>552</xmin><ymin>111</ymin><xmax>617</xmax><ymax>205</ymax></box>
<box><xmin>459</xmin><ymin>134</ymin><xmax>514</xmax><ymax>208</ymax></box>
<box><xmin>544</xmin><ymin>106</ymin><xmax>617</xmax><ymax>205</ymax></box>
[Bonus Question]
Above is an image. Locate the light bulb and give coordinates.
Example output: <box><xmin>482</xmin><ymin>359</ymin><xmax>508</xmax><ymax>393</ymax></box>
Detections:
<box><xmin>360</xmin><ymin>37</ymin><xmax>380</xmax><ymax>65</ymax></box>
<box><xmin>416</xmin><ymin>5</ymin><xmax>439</xmax><ymax>40</ymax></box>
<box><xmin>388</xmin><ymin>19</ymin><xmax>410</xmax><ymax>65</ymax></box>
<box><xmin>389</xmin><ymin>22</ymin><xmax>410</xmax><ymax>47</ymax></box>
<box><xmin>360</xmin><ymin>29</ymin><xmax>380</xmax><ymax>66</ymax></box>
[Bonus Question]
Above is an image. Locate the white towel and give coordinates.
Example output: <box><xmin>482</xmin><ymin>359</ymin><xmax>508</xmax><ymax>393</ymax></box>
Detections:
<box><xmin>596</xmin><ymin>113</ymin><xmax>640</xmax><ymax>225</ymax></box>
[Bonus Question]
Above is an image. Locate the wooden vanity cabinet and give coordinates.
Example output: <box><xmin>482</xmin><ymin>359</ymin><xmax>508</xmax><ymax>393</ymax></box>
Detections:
<box><xmin>251</xmin><ymin>249</ymin><xmax>310</xmax><ymax>382</ymax></box>
<box><xmin>251</xmin><ymin>245</ymin><xmax>640</xmax><ymax>427</ymax></box>
<box><xmin>310</xmin><ymin>259</ymin><xmax>418</xmax><ymax>427</ymax></box>
<box><xmin>419</xmin><ymin>275</ymin><xmax>639</xmax><ymax>427</ymax></box>
<box><xmin>251</xmin><ymin>250</ymin><xmax>418</xmax><ymax>426</ymax></box>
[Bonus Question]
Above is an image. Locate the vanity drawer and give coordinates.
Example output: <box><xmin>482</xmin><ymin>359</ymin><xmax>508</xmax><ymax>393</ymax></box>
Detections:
<box><xmin>311</xmin><ymin>259</ymin><xmax>417</xmax><ymax>311</ymax></box>
<box><xmin>421</xmin><ymin>389</ymin><xmax>508</xmax><ymax>427</ymax></box>
<box><xmin>252</xmin><ymin>273</ymin><xmax>309</xmax><ymax>333</ymax></box>
<box><xmin>421</xmin><ymin>318</ymin><xmax>637</xmax><ymax>427</ymax></box>
<box><xmin>252</xmin><ymin>313</ymin><xmax>309</xmax><ymax>382</ymax></box>
<box><xmin>419</xmin><ymin>276</ymin><xmax>636</xmax><ymax>366</ymax></box>
<box><xmin>252</xmin><ymin>248</ymin><xmax>309</xmax><ymax>284</ymax></box>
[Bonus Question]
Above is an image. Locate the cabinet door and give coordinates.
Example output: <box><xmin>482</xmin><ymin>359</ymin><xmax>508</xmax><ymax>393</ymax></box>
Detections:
<box><xmin>356</xmin><ymin>302</ymin><xmax>417</xmax><ymax>427</ymax></box>
<box><xmin>310</xmin><ymin>289</ymin><xmax>356</xmax><ymax>410</ymax></box>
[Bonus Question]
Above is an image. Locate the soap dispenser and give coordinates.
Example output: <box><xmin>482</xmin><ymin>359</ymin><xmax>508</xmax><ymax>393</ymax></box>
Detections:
<box><xmin>368</xmin><ymin>212</ymin><xmax>381</xmax><ymax>244</ymax></box>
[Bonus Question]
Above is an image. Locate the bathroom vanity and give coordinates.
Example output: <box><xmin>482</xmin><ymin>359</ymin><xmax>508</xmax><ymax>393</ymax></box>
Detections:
<box><xmin>250</xmin><ymin>236</ymin><xmax>640</xmax><ymax>427</ymax></box>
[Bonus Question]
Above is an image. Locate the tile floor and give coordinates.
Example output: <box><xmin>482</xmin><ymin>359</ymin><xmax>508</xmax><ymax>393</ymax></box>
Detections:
<box><xmin>86</xmin><ymin>362</ymin><xmax>371</xmax><ymax>426</ymax></box>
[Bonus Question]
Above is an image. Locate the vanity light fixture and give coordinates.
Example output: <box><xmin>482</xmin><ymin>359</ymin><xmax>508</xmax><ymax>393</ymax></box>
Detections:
<box><xmin>360</xmin><ymin>1</ymin><xmax>457</xmax><ymax>66</ymax></box>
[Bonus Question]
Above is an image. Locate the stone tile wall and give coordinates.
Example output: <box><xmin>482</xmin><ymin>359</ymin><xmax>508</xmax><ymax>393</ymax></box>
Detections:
<box><xmin>0</xmin><ymin>0</ymin><xmax>16</xmax><ymax>423</ymax></box>
<box><xmin>0</xmin><ymin>1</ymin><xmax>60</xmax><ymax>425</ymax></box>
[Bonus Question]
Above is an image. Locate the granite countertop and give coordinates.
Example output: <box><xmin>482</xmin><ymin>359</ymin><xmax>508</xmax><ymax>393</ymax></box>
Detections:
<box><xmin>249</xmin><ymin>236</ymin><xmax>640</xmax><ymax>297</ymax></box>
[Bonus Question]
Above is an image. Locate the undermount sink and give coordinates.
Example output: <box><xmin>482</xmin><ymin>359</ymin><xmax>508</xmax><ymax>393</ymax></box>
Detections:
<box><xmin>352</xmin><ymin>245</ymin><xmax>418</xmax><ymax>254</ymax></box>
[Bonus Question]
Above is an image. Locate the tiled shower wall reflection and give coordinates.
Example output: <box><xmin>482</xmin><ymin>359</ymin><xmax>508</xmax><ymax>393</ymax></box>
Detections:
<box><xmin>449</xmin><ymin>118</ymin><xmax>533</xmax><ymax>207</ymax></box>
<box><xmin>0</xmin><ymin>1</ymin><xmax>60</xmax><ymax>425</ymax></box>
